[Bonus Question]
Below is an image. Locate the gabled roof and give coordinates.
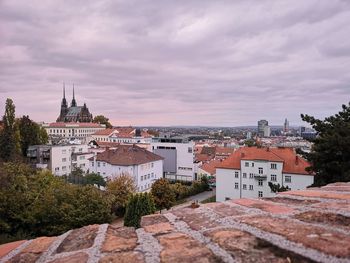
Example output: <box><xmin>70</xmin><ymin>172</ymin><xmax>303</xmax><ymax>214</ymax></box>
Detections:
<box><xmin>200</xmin><ymin>159</ymin><xmax>223</xmax><ymax>175</ymax></box>
<box><xmin>92</xmin><ymin>127</ymin><xmax>153</xmax><ymax>138</ymax></box>
<box><xmin>94</xmin><ymin>144</ymin><xmax>163</xmax><ymax>166</ymax></box>
<box><xmin>217</xmin><ymin>147</ymin><xmax>312</xmax><ymax>175</ymax></box>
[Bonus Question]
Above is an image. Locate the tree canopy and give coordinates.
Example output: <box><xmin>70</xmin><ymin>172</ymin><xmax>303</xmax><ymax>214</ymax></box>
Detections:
<box><xmin>301</xmin><ymin>102</ymin><xmax>350</xmax><ymax>186</ymax></box>
<box><xmin>151</xmin><ymin>178</ymin><xmax>175</xmax><ymax>211</ymax></box>
<box><xmin>93</xmin><ymin>115</ymin><xmax>112</xmax><ymax>128</ymax></box>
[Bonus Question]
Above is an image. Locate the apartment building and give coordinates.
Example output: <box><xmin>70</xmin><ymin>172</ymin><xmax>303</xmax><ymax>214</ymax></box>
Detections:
<box><xmin>216</xmin><ymin>147</ymin><xmax>314</xmax><ymax>202</ymax></box>
<box><xmin>89</xmin><ymin>144</ymin><xmax>163</xmax><ymax>192</ymax></box>
<box><xmin>91</xmin><ymin>127</ymin><xmax>153</xmax><ymax>144</ymax></box>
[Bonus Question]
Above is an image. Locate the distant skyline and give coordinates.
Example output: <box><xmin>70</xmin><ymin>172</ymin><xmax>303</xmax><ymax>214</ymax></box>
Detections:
<box><xmin>1</xmin><ymin>0</ymin><xmax>349</xmax><ymax>126</ymax></box>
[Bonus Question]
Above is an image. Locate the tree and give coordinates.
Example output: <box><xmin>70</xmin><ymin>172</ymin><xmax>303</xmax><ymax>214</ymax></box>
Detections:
<box><xmin>85</xmin><ymin>173</ymin><xmax>106</xmax><ymax>187</ymax></box>
<box><xmin>268</xmin><ymin>182</ymin><xmax>290</xmax><ymax>193</ymax></box>
<box><xmin>151</xmin><ymin>178</ymin><xmax>175</xmax><ymax>211</ymax></box>
<box><xmin>124</xmin><ymin>193</ymin><xmax>156</xmax><ymax>228</ymax></box>
<box><xmin>93</xmin><ymin>115</ymin><xmax>112</xmax><ymax>128</ymax></box>
<box><xmin>17</xmin><ymin>115</ymin><xmax>48</xmax><ymax>156</ymax></box>
<box><xmin>67</xmin><ymin>167</ymin><xmax>86</xmax><ymax>185</ymax></box>
<box><xmin>0</xmin><ymin>99</ymin><xmax>20</xmax><ymax>161</ymax></box>
<box><xmin>301</xmin><ymin>102</ymin><xmax>350</xmax><ymax>186</ymax></box>
<box><xmin>106</xmin><ymin>173</ymin><xmax>136</xmax><ymax>216</ymax></box>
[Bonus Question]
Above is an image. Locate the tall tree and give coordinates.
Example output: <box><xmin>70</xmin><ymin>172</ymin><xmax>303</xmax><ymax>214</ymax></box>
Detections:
<box><xmin>93</xmin><ymin>115</ymin><xmax>112</xmax><ymax>128</ymax></box>
<box><xmin>0</xmin><ymin>99</ymin><xmax>20</xmax><ymax>161</ymax></box>
<box><xmin>151</xmin><ymin>178</ymin><xmax>175</xmax><ymax>212</ymax></box>
<box><xmin>17</xmin><ymin>115</ymin><xmax>48</xmax><ymax>156</ymax></box>
<box><xmin>301</xmin><ymin>102</ymin><xmax>350</xmax><ymax>186</ymax></box>
<box><xmin>124</xmin><ymin>193</ymin><xmax>156</xmax><ymax>228</ymax></box>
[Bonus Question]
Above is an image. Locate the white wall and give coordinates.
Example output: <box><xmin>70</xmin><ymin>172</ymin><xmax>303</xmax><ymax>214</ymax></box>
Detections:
<box><xmin>216</xmin><ymin>168</ymin><xmax>240</xmax><ymax>202</ymax></box>
<box><xmin>283</xmin><ymin>173</ymin><xmax>314</xmax><ymax>190</ymax></box>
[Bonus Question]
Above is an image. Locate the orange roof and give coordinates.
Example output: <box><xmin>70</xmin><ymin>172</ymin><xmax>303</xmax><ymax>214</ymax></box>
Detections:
<box><xmin>218</xmin><ymin>147</ymin><xmax>312</xmax><ymax>175</ymax></box>
<box><xmin>200</xmin><ymin>159</ymin><xmax>222</xmax><ymax>175</ymax></box>
<box><xmin>195</xmin><ymin>153</ymin><xmax>213</xmax><ymax>163</ymax></box>
<box><xmin>93</xmin><ymin>128</ymin><xmax>114</xmax><ymax>136</ymax></box>
<box><xmin>215</xmin><ymin>147</ymin><xmax>235</xmax><ymax>155</ymax></box>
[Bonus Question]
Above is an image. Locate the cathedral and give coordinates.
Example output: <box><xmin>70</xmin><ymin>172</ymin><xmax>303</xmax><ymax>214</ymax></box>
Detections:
<box><xmin>56</xmin><ymin>85</ymin><xmax>93</xmax><ymax>123</ymax></box>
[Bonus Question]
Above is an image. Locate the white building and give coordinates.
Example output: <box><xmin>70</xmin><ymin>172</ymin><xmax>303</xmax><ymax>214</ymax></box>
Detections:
<box><xmin>151</xmin><ymin>137</ymin><xmax>195</xmax><ymax>181</ymax></box>
<box><xmin>42</xmin><ymin>122</ymin><xmax>106</xmax><ymax>141</ymax></box>
<box><xmin>263</xmin><ymin>126</ymin><xmax>271</xmax><ymax>137</ymax></box>
<box><xmin>27</xmin><ymin>144</ymin><xmax>93</xmax><ymax>176</ymax></box>
<box><xmin>89</xmin><ymin>144</ymin><xmax>163</xmax><ymax>192</ymax></box>
<box><xmin>91</xmin><ymin>127</ymin><xmax>153</xmax><ymax>144</ymax></box>
<box><xmin>216</xmin><ymin>147</ymin><xmax>314</xmax><ymax>202</ymax></box>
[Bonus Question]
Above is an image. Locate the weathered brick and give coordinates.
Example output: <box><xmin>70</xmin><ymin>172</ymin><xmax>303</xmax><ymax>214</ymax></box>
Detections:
<box><xmin>172</xmin><ymin>208</ymin><xmax>220</xmax><ymax>231</ymax></box>
<box><xmin>101</xmin><ymin>226</ymin><xmax>137</xmax><ymax>253</ymax></box>
<box><xmin>233</xmin><ymin>198</ymin><xmax>295</xmax><ymax>214</ymax></box>
<box><xmin>56</xmin><ymin>225</ymin><xmax>98</xmax><ymax>253</ymax></box>
<box><xmin>312</xmin><ymin>201</ymin><xmax>350</xmax><ymax>212</ymax></box>
<box><xmin>294</xmin><ymin>211</ymin><xmax>350</xmax><ymax>230</ymax></box>
<box><xmin>22</xmin><ymin>237</ymin><xmax>57</xmax><ymax>254</ymax></box>
<box><xmin>266</xmin><ymin>197</ymin><xmax>320</xmax><ymax>206</ymax></box>
<box><xmin>7</xmin><ymin>252</ymin><xmax>40</xmax><ymax>263</ymax></box>
<box><xmin>99</xmin><ymin>251</ymin><xmax>145</xmax><ymax>263</ymax></box>
<box><xmin>205</xmin><ymin>228</ymin><xmax>314</xmax><ymax>263</ymax></box>
<box><xmin>239</xmin><ymin>215</ymin><xmax>350</xmax><ymax>258</ymax></box>
<box><xmin>48</xmin><ymin>252</ymin><xmax>88</xmax><ymax>263</ymax></box>
<box><xmin>158</xmin><ymin>232</ymin><xmax>219</xmax><ymax>263</ymax></box>
<box><xmin>206</xmin><ymin>203</ymin><xmax>246</xmax><ymax>217</ymax></box>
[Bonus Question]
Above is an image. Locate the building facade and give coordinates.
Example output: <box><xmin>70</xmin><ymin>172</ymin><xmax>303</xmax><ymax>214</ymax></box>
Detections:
<box><xmin>89</xmin><ymin>144</ymin><xmax>163</xmax><ymax>192</ymax></box>
<box><xmin>216</xmin><ymin>147</ymin><xmax>314</xmax><ymax>202</ymax></box>
<box><xmin>91</xmin><ymin>127</ymin><xmax>153</xmax><ymax>144</ymax></box>
<box><xmin>57</xmin><ymin>85</ymin><xmax>93</xmax><ymax>123</ymax></box>
<box><xmin>27</xmin><ymin>144</ymin><xmax>92</xmax><ymax>176</ymax></box>
<box><xmin>258</xmin><ymin>120</ymin><xmax>269</xmax><ymax>137</ymax></box>
<box><xmin>151</xmin><ymin>137</ymin><xmax>195</xmax><ymax>181</ymax></box>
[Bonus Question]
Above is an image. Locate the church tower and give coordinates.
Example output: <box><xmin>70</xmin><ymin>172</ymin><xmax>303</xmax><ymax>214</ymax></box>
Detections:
<box><xmin>71</xmin><ymin>84</ymin><xmax>77</xmax><ymax>107</ymax></box>
<box><xmin>57</xmin><ymin>83</ymin><xmax>68</xmax><ymax>122</ymax></box>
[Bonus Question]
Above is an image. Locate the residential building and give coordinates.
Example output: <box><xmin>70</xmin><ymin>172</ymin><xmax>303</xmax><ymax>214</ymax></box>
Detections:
<box><xmin>257</xmin><ymin>120</ymin><xmax>268</xmax><ymax>137</ymax></box>
<box><xmin>263</xmin><ymin>126</ymin><xmax>271</xmax><ymax>137</ymax></box>
<box><xmin>42</xmin><ymin>122</ymin><xmax>106</xmax><ymax>141</ymax></box>
<box><xmin>198</xmin><ymin>159</ymin><xmax>222</xmax><ymax>179</ymax></box>
<box><xmin>92</xmin><ymin>127</ymin><xmax>153</xmax><ymax>144</ymax></box>
<box><xmin>216</xmin><ymin>147</ymin><xmax>314</xmax><ymax>202</ymax></box>
<box><xmin>27</xmin><ymin>144</ymin><xmax>92</xmax><ymax>176</ymax></box>
<box><xmin>151</xmin><ymin>137</ymin><xmax>195</xmax><ymax>181</ymax></box>
<box><xmin>89</xmin><ymin>144</ymin><xmax>163</xmax><ymax>192</ymax></box>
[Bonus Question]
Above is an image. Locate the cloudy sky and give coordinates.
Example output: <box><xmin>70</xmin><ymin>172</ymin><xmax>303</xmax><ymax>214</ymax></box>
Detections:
<box><xmin>1</xmin><ymin>0</ymin><xmax>349</xmax><ymax>127</ymax></box>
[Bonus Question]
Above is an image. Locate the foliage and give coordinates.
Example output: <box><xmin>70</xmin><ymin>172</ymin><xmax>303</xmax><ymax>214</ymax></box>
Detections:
<box><xmin>244</xmin><ymin>139</ymin><xmax>256</xmax><ymax>147</ymax></box>
<box><xmin>151</xmin><ymin>178</ymin><xmax>175</xmax><ymax>211</ymax></box>
<box><xmin>85</xmin><ymin>172</ymin><xmax>106</xmax><ymax>187</ymax></box>
<box><xmin>0</xmin><ymin>162</ymin><xmax>112</xmax><ymax>243</ymax></box>
<box><xmin>301</xmin><ymin>102</ymin><xmax>350</xmax><ymax>186</ymax></box>
<box><xmin>0</xmin><ymin>99</ymin><xmax>20</xmax><ymax>161</ymax></box>
<box><xmin>93</xmin><ymin>115</ymin><xmax>112</xmax><ymax>128</ymax></box>
<box><xmin>201</xmin><ymin>195</ymin><xmax>216</xmax><ymax>204</ymax></box>
<box><xmin>268</xmin><ymin>182</ymin><xmax>290</xmax><ymax>193</ymax></box>
<box><xmin>17</xmin><ymin>115</ymin><xmax>48</xmax><ymax>156</ymax></box>
<box><xmin>106</xmin><ymin>173</ymin><xmax>136</xmax><ymax>216</ymax></box>
<box><xmin>124</xmin><ymin>192</ymin><xmax>156</xmax><ymax>228</ymax></box>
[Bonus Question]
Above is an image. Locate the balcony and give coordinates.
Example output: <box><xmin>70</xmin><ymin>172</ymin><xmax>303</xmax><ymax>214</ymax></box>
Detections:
<box><xmin>253</xmin><ymin>174</ymin><xmax>267</xmax><ymax>180</ymax></box>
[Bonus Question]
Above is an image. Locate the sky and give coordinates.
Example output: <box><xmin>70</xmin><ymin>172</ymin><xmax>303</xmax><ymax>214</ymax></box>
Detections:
<box><xmin>0</xmin><ymin>0</ymin><xmax>350</xmax><ymax>127</ymax></box>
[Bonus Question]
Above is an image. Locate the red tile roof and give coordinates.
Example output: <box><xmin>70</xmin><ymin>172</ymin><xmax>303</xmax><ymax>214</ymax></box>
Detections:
<box><xmin>200</xmin><ymin>159</ymin><xmax>223</xmax><ymax>175</ymax></box>
<box><xmin>218</xmin><ymin>147</ymin><xmax>312</xmax><ymax>175</ymax></box>
<box><xmin>95</xmin><ymin>144</ymin><xmax>163</xmax><ymax>166</ymax></box>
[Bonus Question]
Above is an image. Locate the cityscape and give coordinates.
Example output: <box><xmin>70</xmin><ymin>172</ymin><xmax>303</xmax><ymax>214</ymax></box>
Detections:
<box><xmin>0</xmin><ymin>1</ymin><xmax>349</xmax><ymax>263</ymax></box>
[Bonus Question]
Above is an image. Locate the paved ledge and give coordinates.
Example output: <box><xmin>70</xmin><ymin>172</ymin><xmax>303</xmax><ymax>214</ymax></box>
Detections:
<box><xmin>1</xmin><ymin>182</ymin><xmax>350</xmax><ymax>263</ymax></box>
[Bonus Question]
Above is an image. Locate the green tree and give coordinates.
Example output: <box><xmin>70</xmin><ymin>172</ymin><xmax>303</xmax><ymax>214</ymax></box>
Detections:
<box><xmin>67</xmin><ymin>167</ymin><xmax>86</xmax><ymax>185</ymax></box>
<box><xmin>124</xmin><ymin>193</ymin><xmax>156</xmax><ymax>228</ymax></box>
<box><xmin>268</xmin><ymin>182</ymin><xmax>290</xmax><ymax>193</ymax></box>
<box><xmin>301</xmin><ymin>102</ymin><xmax>350</xmax><ymax>186</ymax></box>
<box><xmin>85</xmin><ymin>172</ymin><xmax>106</xmax><ymax>187</ymax></box>
<box><xmin>106</xmin><ymin>173</ymin><xmax>136</xmax><ymax>216</ymax></box>
<box><xmin>17</xmin><ymin>115</ymin><xmax>48</xmax><ymax>156</ymax></box>
<box><xmin>0</xmin><ymin>99</ymin><xmax>20</xmax><ymax>161</ymax></box>
<box><xmin>93</xmin><ymin>115</ymin><xmax>112</xmax><ymax>128</ymax></box>
<box><xmin>151</xmin><ymin>178</ymin><xmax>175</xmax><ymax>211</ymax></box>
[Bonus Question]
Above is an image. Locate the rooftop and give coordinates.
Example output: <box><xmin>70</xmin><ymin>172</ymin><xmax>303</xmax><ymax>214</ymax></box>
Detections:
<box><xmin>93</xmin><ymin>127</ymin><xmax>152</xmax><ymax>138</ymax></box>
<box><xmin>1</xmin><ymin>182</ymin><xmax>349</xmax><ymax>262</ymax></box>
<box><xmin>93</xmin><ymin>144</ymin><xmax>163</xmax><ymax>166</ymax></box>
<box><xmin>44</xmin><ymin>122</ymin><xmax>106</xmax><ymax>128</ymax></box>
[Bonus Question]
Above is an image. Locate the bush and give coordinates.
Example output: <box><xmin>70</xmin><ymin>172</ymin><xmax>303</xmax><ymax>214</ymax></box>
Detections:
<box><xmin>151</xmin><ymin>179</ymin><xmax>175</xmax><ymax>211</ymax></box>
<box><xmin>124</xmin><ymin>193</ymin><xmax>156</xmax><ymax>228</ymax></box>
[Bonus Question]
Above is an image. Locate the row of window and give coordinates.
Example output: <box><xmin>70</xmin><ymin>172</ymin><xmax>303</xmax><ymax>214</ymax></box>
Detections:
<box><xmin>234</xmin><ymin>172</ymin><xmax>291</xmax><ymax>183</ymax></box>
<box><xmin>235</xmin><ymin>183</ymin><xmax>254</xmax><ymax>190</ymax></box>
<box><xmin>178</xmin><ymin>167</ymin><xmax>193</xmax><ymax>171</ymax></box>
<box><xmin>50</xmin><ymin>129</ymin><xmax>97</xmax><ymax>134</ymax></box>
<box><xmin>244</xmin><ymin>162</ymin><xmax>277</xmax><ymax>170</ymax></box>
<box><xmin>141</xmin><ymin>173</ymin><xmax>155</xmax><ymax>181</ymax></box>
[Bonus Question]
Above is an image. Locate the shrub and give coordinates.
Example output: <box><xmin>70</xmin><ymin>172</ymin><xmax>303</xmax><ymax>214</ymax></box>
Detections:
<box><xmin>124</xmin><ymin>193</ymin><xmax>156</xmax><ymax>228</ymax></box>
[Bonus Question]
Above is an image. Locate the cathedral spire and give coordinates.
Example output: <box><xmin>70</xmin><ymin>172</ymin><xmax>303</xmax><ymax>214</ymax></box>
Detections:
<box><xmin>63</xmin><ymin>82</ymin><xmax>66</xmax><ymax>99</ymax></box>
<box><xmin>71</xmin><ymin>84</ymin><xmax>77</xmax><ymax>107</ymax></box>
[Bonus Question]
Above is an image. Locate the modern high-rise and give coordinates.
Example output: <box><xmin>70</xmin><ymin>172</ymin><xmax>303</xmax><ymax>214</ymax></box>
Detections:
<box><xmin>284</xmin><ymin>118</ymin><xmax>290</xmax><ymax>132</ymax></box>
<box><xmin>257</xmin><ymin>120</ymin><xmax>268</xmax><ymax>137</ymax></box>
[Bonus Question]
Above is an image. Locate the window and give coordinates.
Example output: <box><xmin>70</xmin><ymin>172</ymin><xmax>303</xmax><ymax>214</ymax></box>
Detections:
<box><xmin>62</xmin><ymin>166</ymin><xmax>67</xmax><ymax>171</ymax></box>
<box><xmin>243</xmin><ymin>184</ymin><xmax>247</xmax><ymax>190</ymax></box>
<box><xmin>79</xmin><ymin>156</ymin><xmax>85</xmax><ymax>160</ymax></box>
<box><xmin>285</xmin><ymin>176</ymin><xmax>291</xmax><ymax>183</ymax></box>
<box><xmin>91</xmin><ymin>162</ymin><xmax>94</xmax><ymax>166</ymax></box>
<box><xmin>258</xmin><ymin>191</ymin><xmax>263</xmax><ymax>198</ymax></box>
<box><xmin>271</xmin><ymin>174</ymin><xmax>277</xmax><ymax>182</ymax></box>
<box><xmin>258</xmin><ymin>167</ymin><xmax>263</xmax><ymax>174</ymax></box>
<box><xmin>249</xmin><ymin>173</ymin><xmax>254</xmax><ymax>179</ymax></box>
<box><xmin>258</xmin><ymin>179</ymin><xmax>263</xmax><ymax>186</ymax></box>
<box><xmin>102</xmin><ymin>162</ymin><xmax>105</xmax><ymax>166</ymax></box>
<box><xmin>151</xmin><ymin>163</ymin><xmax>154</xmax><ymax>168</ymax></box>
<box><xmin>62</xmin><ymin>149</ymin><xmax>67</xmax><ymax>154</ymax></box>
<box><xmin>245</xmin><ymin>162</ymin><xmax>249</xmax><ymax>167</ymax></box>
<box><xmin>271</xmin><ymin>163</ymin><xmax>277</xmax><ymax>169</ymax></box>
<box><xmin>251</xmin><ymin>162</ymin><xmax>254</xmax><ymax>167</ymax></box>
<box><xmin>249</xmin><ymin>185</ymin><xmax>253</xmax><ymax>190</ymax></box>
<box><xmin>148</xmin><ymin>174</ymin><xmax>150</xmax><ymax>179</ymax></box>
<box><xmin>235</xmin><ymin>171</ymin><xmax>239</xmax><ymax>178</ymax></box>
<box><xmin>62</xmin><ymin>158</ymin><xmax>66</xmax><ymax>162</ymax></box>
<box><xmin>243</xmin><ymin>173</ymin><xmax>247</xmax><ymax>178</ymax></box>
<box><xmin>141</xmin><ymin>176</ymin><xmax>143</xmax><ymax>181</ymax></box>
<box><xmin>235</xmin><ymin>182</ymin><xmax>239</xmax><ymax>189</ymax></box>
<box><xmin>97</xmin><ymin>162</ymin><xmax>100</xmax><ymax>167</ymax></box>
<box><xmin>188</xmin><ymin>147</ymin><xmax>193</xmax><ymax>153</ymax></box>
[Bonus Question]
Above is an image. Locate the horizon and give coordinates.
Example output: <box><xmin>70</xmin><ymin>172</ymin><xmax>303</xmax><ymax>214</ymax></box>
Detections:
<box><xmin>1</xmin><ymin>1</ymin><xmax>349</xmax><ymax>126</ymax></box>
